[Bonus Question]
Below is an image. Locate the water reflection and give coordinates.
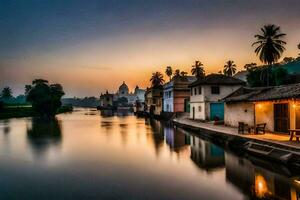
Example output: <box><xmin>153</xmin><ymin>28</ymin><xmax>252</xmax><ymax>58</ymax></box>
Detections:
<box><xmin>190</xmin><ymin>136</ymin><xmax>225</xmax><ymax>171</ymax></box>
<box><xmin>225</xmin><ymin>153</ymin><xmax>300</xmax><ymax>199</ymax></box>
<box><xmin>26</xmin><ymin>118</ymin><xmax>62</xmax><ymax>158</ymax></box>
<box><xmin>0</xmin><ymin>109</ymin><xmax>299</xmax><ymax>199</ymax></box>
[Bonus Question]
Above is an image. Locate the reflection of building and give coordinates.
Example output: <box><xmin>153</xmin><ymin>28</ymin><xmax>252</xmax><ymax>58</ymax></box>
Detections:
<box><xmin>225</xmin><ymin>153</ymin><xmax>300</xmax><ymax>199</ymax></box>
<box><xmin>164</xmin><ymin>126</ymin><xmax>190</xmax><ymax>153</ymax></box>
<box><xmin>100</xmin><ymin>81</ymin><xmax>145</xmax><ymax>108</ymax></box>
<box><xmin>163</xmin><ymin>76</ymin><xmax>196</xmax><ymax>113</ymax></box>
<box><xmin>190</xmin><ymin>136</ymin><xmax>225</xmax><ymax>171</ymax></box>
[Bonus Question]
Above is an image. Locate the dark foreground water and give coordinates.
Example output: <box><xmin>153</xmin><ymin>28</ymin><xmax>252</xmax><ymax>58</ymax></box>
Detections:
<box><xmin>0</xmin><ymin>108</ymin><xmax>299</xmax><ymax>200</ymax></box>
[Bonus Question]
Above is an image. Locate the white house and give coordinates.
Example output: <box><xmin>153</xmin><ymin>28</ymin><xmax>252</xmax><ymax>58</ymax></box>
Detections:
<box><xmin>189</xmin><ymin>74</ymin><xmax>245</xmax><ymax>121</ymax></box>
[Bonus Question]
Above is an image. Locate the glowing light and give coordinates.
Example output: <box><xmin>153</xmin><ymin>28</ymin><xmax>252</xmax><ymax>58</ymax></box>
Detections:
<box><xmin>255</xmin><ymin>174</ymin><xmax>270</xmax><ymax>198</ymax></box>
<box><xmin>257</xmin><ymin>104</ymin><xmax>262</xmax><ymax>109</ymax></box>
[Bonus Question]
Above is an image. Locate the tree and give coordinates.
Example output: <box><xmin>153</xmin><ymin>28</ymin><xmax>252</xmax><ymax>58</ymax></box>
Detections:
<box><xmin>173</xmin><ymin>69</ymin><xmax>181</xmax><ymax>78</ymax></box>
<box><xmin>26</xmin><ymin>79</ymin><xmax>65</xmax><ymax>117</ymax></box>
<box><xmin>1</xmin><ymin>87</ymin><xmax>13</xmax><ymax>99</ymax></box>
<box><xmin>252</xmin><ymin>24</ymin><xmax>286</xmax><ymax>86</ymax></box>
<box><xmin>165</xmin><ymin>66</ymin><xmax>173</xmax><ymax>81</ymax></box>
<box><xmin>150</xmin><ymin>72</ymin><xmax>164</xmax><ymax>87</ymax></box>
<box><xmin>244</xmin><ymin>63</ymin><xmax>257</xmax><ymax>71</ymax></box>
<box><xmin>180</xmin><ymin>71</ymin><xmax>188</xmax><ymax>77</ymax></box>
<box><xmin>191</xmin><ymin>61</ymin><xmax>205</xmax><ymax>79</ymax></box>
<box><xmin>298</xmin><ymin>43</ymin><xmax>300</xmax><ymax>55</ymax></box>
<box><xmin>223</xmin><ymin>60</ymin><xmax>237</xmax><ymax>76</ymax></box>
<box><xmin>25</xmin><ymin>85</ymin><xmax>32</xmax><ymax>96</ymax></box>
<box><xmin>282</xmin><ymin>57</ymin><xmax>294</xmax><ymax>64</ymax></box>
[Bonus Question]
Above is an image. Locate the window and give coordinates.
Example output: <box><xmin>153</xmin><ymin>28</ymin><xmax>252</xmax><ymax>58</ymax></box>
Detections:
<box><xmin>168</xmin><ymin>91</ymin><xmax>172</xmax><ymax>98</ymax></box>
<box><xmin>194</xmin><ymin>87</ymin><xmax>197</xmax><ymax>95</ymax></box>
<box><xmin>198</xmin><ymin>86</ymin><xmax>202</xmax><ymax>94</ymax></box>
<box><xmin>198</xmin><ymin>106</ymin><xmax>202</xmax><ymax>112</ymax></box>
<box><xmin>190</xmin><ymin>89</ymin><xmax>193</xmax><ymax>96</ymax></box>
<box><xmin>211</xmin><ymin>86</ymin><xmax>220</xmax><ymax>94</ymax></box>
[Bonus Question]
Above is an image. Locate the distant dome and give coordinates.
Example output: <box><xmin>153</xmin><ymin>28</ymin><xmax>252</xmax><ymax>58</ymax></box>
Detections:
<box><xmin>119</xmin><ymin>81</ymin><xmax>129</xmax><ymax>94</ymax></box>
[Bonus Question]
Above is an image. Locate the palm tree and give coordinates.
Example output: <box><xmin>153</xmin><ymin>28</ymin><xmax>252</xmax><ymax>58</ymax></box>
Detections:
<box><xmin>252</xmin><ymin>24</ymin><xmax>286</xmax><ymax>86</ymax></box>
<box><xmin>1</xmin><ymin>87</ymin><xmax>13</xmax><ymax>99</ymax></box>
<box><xmin>173</xmin><ymin>69</ymin><xmax>181</xmax><ymax>78</ymax></box>
<box><xmin>165</xmin><ymin>66</ymin><xmax>173</xmax><ymax>81</ymax></box>
<box><xmin>223</xmin><ymin>60</ymin><xmax>237</xmax><ymax>76</ymax></box>
<box><xmin>191</xmin><ymin>61</ymin><xmax>205</xmax><ymax>79</ymax></box>
<box><xmin>150</xmin><ymin>72</ymin><xmax>164</xmax><ymax>87</ymax></box>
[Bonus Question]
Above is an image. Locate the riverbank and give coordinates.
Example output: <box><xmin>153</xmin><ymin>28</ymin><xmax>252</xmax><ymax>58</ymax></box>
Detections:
<box><xmin>0</xmin><ymin>105</ymin><xmax>73</xmax><ymax>119</ymax></box>
<box><xmin>173</xmin><ymin>117</ymin><xmax>300</xmax><ymax>168</ymax></box>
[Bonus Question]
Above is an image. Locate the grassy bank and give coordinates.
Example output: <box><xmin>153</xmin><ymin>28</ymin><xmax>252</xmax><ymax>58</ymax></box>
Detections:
<box><xmin>0</xmin><ymin>105</ymin><xmax>73</xmax><ymax>119</ymax></box>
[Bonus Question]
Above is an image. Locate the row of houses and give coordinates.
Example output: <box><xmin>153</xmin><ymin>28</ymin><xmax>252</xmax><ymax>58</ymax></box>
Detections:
<box><xmin>144</xmin><ymin>73</ymin><xmax>300</xmax><ymax>134</ymax></box>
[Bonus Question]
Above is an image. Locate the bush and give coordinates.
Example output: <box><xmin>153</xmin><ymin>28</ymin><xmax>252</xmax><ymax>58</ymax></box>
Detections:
<box><xmin>0</xmin><ymin>101</ymin><xmax>4</xmax><ymax>111</ymax></box>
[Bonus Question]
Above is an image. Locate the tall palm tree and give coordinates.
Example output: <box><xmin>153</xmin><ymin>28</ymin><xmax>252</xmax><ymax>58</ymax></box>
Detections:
<box><xmin>252</xmin><ymin>24</ymin><xmax>286</xmax><ymax>86</ymax></box>
<box><xmin>173</xmin><ymin>69</ymin><xmax>181</xmax><ymax>78</ymax></box>
<box><xmin>165</xmin><ymin>66</ymin><xmax>173</xmax><ymax>81</ymax></box>
<box><xmin>223</xmin><ymin>60</ymin><xmax>237</xmax><ymax>76</ymax></box>
<box><xmin>150</xmin><ymin>72</ymin><xmax>164</xmax><ymax>87</ymax></box>
<box><xmin>191</xmin><ymin>61</ymin><xmax>205</xmax><ymax>79</ymax></box>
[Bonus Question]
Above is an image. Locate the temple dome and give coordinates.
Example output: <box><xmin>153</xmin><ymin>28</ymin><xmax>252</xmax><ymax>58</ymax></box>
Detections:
<box><xmin>119</xmin><ymin>81</ymin><xmax>129</xmax><ymax>94</ymax></box>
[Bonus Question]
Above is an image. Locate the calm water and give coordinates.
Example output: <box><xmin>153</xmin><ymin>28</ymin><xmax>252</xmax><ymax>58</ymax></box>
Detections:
<box><xmin>0</xmin><ymin>108</ymin><xmax>299</xmax><ymax>200</ymax></box>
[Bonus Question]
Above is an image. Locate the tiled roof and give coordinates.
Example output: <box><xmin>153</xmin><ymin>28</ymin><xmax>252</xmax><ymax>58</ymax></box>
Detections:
<box><xmin>189</xmin><ymin>74</ymin><xmax>245</xmax><ymax>87</ymax></box>
<box><xmin>224</xmin><ymin>83</ymin><xmax>300</xmax><ymax>102</ymax></box>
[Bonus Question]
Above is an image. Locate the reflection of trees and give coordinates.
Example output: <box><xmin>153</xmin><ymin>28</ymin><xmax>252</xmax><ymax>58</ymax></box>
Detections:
<box><xmin>149</xmin><ymin>119</ymin><xmax>164</xmax><ymax>155</ymax></box>
<box><xmin>27</xmin><ymin>117</ymin><xmax>62</xmax><ymax>157</ymax></box>
<box><xmin>3</xmin><ymin>119</ymin><xmax>10</xmax><ymax>134</ymax></box>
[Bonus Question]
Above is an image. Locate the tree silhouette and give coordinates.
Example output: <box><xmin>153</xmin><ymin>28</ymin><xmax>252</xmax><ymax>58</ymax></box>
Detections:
<box><xmin>252</xmin><ymin>24</ymin><xmax>286</xmax><ymax>86</ymax></box>
<box><xmin>26</xmin><ymin>79</ymin><xmax>65</xmax><ymax>117</ymax></box>
<box><xmin>25</xmin><ymin>85</ymin><xmax>32</xmax><ymax>96</ymax></box>
<box><xmin>298</xmin><ymin>43</ymin><xmax>300</xmax><ymax>55</ymax></box>
<box><xmin>1</xmin><ymin>87</ymin><xmax>13</xmax><ymax>99</ymax></box>
<box><xmin>173</xmin><ymin>69</ymin><xmax>181</xmax><ymax>78</ymax></box>
<box><xmin>244</xmin><ymin>63</ymin><xmax>257</xmax><ymax>71</ymax></box>
<box><xmin>150</xmin><ymin>72</ymin><xmax>165</xmax><ymax>87</ymax></box>
<box><xmin>165</xmin><ymin>66</ymin><xmax>173</xmax><ymax>81</ymax></box>
<box><xmin>180</xmin><ymin>71</ymin><xmax>188</xmax><ymax>77</ymax></box>
<box><xmin>223</xmin><ymin>60</ymin><xmax>237</xmax><ymax>76</ymax></box>
<box><xmin>191</xmin><ymin>61</ymin><xmax>205</xmax><ymax>79</ymax></box>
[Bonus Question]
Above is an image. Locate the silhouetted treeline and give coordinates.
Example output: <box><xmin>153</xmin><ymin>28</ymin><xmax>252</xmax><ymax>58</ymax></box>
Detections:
<box><xmin>62</xmin><ymin>97</ymin><xmax>100</xmax><ymax>108</ymax></box>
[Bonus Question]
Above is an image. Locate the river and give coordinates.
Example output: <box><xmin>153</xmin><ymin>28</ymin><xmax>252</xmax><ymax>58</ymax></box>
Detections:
<box><xmin>0</xmin><ymin>108</ymin><xmax>299</xmax><ymax>199</ymax></box>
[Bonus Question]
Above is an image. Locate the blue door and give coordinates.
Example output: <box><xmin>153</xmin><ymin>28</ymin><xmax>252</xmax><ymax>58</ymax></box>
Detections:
<box><xmin>210</xmin><ymin>103</ymin><xmax>224</xmax><ymax>121</ymax></box>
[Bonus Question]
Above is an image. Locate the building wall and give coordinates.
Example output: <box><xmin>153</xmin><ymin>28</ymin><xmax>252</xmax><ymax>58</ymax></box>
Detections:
<box><xmin>190</xmin><ymin>102</ymin><xmax>206</xmax><ymax>120</ymax></box>
<box><xmin>224</xmin><ymin>102</ymin><xmax>255</xmax><ymax>127</ymax></box>
<box><xmin>163</xmin><ymin>87</ymin><xmax>173</xmax><ymax>112</ymax></box>
<box><xmin>255</xmin><ymin>102</ymin><xmax>274</xmax><ymax>131</ymax></box>
<box><xmin>174</xmin><ymin>90</ymin><xmax>190</xmax><ymax>113</ymax></box>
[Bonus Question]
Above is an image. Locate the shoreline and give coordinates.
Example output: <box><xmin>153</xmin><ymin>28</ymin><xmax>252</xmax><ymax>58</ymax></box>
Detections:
<box><xmin>172</xmin><ymin>117</ymin><xmax>300</xmax><ymax>169</ymax></box>
<box><xmin>0</xmin><ymin>105</ymin><xmax>73</xmax><ymax>120</ymax></box>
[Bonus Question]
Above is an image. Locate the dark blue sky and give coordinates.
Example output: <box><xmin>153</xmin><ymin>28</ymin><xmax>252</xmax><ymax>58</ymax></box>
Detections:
<box><xmin>1</xmin><ymin>0</ymin><xmax>300</xmax><ymax>96</ymax></box>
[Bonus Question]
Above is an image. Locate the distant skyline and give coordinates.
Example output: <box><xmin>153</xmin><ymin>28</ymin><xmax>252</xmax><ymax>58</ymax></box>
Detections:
<box><xmin>1</xmin><ymin>0</ymin><xmax>300</xmax><ymax>97</ymax></box>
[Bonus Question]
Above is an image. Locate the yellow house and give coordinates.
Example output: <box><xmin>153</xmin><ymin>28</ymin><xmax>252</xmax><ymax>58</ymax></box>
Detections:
<box><xmin>224</xmin><ymin>83</ymin><xmax>300</xmax><ymax>133</ymax></box>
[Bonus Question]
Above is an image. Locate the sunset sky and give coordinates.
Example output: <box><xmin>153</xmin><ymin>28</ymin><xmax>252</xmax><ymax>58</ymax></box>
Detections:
<box><xmin>1</xmin><ymin>0</ymin><xmax>300</xmax><ymax>97</ymax></box>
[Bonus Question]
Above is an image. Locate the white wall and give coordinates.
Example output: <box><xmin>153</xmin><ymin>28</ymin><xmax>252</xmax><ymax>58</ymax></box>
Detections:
<box><xmin>190</xmin><ymin>102</ymin><xmax>206</xmax><ymax>120</ymax></box>
<box><xmin>163</xmin><ymin>87</ymin><xmax>173</xmax><ymax>112</ymax></box>
<box><xmin>204</xmin><ymin>85</ymin><xmax>242</xmax><ymax>102</ymax></box>
<box><xmin>225</xmin><ymin>102</ymin><xmax>255</xmax><ymax>127</ymax></box>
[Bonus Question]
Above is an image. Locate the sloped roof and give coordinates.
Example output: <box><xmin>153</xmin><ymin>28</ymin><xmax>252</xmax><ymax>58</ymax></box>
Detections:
<box><xmin>189</xmin><ymin>74</ymin><xmax>245</xmax><ymax>87</ymax></box>
<box><xmin>224</xmin><ymin>83</ymin><xmax>300</xmax><ymax>102</ymax></box>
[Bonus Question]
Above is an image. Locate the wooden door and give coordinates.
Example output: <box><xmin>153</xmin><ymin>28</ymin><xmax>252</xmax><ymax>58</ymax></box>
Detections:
<box><xmin>274</xmin><ymin>103</ymin><xmax>289</xmax><ymax>133</ymax></box>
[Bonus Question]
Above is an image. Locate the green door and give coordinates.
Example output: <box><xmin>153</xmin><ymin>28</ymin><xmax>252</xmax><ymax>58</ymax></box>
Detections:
<box><xmin>184</xmin><ymin>99</ymin><xmax>190</xmax><ymax>113</ymax></box>
<box><xmin>210</xmin><ymin>103</ymin><xmax>224</xmax><ymax>121</ymax></box>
